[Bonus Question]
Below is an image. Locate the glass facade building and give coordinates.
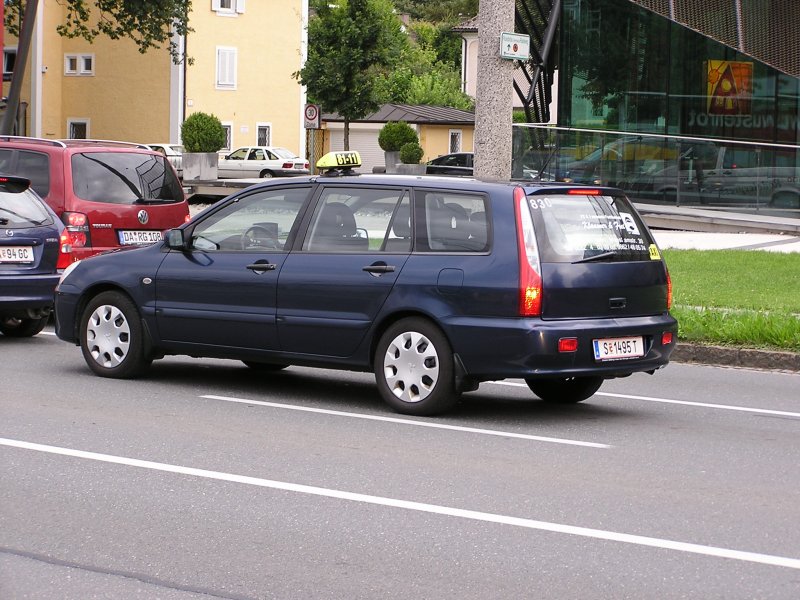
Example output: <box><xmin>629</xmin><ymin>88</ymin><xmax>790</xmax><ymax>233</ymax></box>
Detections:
<box><xmin>516</xmin><ymin>0</ymin><xmax>800</xmax><ymax>215</ymax></box>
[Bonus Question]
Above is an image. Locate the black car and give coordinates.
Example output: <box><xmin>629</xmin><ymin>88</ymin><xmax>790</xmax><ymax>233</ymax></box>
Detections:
<box><xmin>426</xmin><ymin>152</ymin><xmax>473</xmax><ymax>176</ymax></box>
<box><xmin>55</xmin><ymin>151</ymin><xmax>676</xmax><ymax>416</ymax></box>
<box><xmin>1</xmin><ymin>175</ymin><xmax>72</xmax><ymax>337</ymax></box>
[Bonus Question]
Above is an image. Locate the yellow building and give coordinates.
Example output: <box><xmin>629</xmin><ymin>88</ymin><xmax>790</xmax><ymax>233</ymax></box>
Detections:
<box><xmin>2</xmin><ymin>0</ymin><xmax>308</xmax><ymax>156</ymax></box>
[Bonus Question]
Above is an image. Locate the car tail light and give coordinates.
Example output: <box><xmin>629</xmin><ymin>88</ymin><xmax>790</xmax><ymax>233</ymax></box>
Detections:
<box><xmin>56</xmin><ymin>230</ymin><xmax>74</xmax><ymax>269</ymax></box>
<box><xmin>62</xmin><ymin>211</ymin><xmax>91</xmax><ymax>248</ymax></box>
<box><xmin>185</xmin><ymin>214</ymin><xmax>192</xmax><ymax>223</ymax></box>
<box><xmin>568</xmin><ymin>188</ymin><xmax>601</xmax><ymax>195</ymax></box>
<box><xmin>666</xmin><ymin>267</ymin><xmax>673</xmax><ymax>309</ymax></box>
<box><xmin>282</xmin><ymin>162</ymin><xmax>293</xmax><ymax>169</ymax></box>
<box><xmin>304</xmin><ymin>161</ymin><xmax>310</xmax><ymax>169</ymax></box>
<box><xmin>514</xmin><ymin>187</ymin><xmax>542</xmax><ymax>317</ymax></box>
<box><xmin>662</xmin><ymin>332</ymin><xmax>673</xmax><ymax>346</ymax></box>
<box><xmin>558</xmin><ymin>338</ymin><xmax>578</xmax><ymax>353</ymax></box>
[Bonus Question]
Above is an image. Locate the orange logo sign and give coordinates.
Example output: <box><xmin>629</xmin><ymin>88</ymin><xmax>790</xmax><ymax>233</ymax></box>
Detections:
<box><xmin>706</xmin><ymin>60</ymin><xmax>753</xmax><ymax>115</ymax></box>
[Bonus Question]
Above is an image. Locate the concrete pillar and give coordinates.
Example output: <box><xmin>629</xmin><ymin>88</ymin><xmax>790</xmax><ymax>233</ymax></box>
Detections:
<box><xmin>473</xmin><ymin>0</ymin><xmax>516</xmax><ymax>181</ymax></box>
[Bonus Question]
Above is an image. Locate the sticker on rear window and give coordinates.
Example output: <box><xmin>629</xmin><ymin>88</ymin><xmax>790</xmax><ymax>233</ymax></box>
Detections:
<box><xmin>620</xmin><ymin>212</ymin><xmax>640</xmax><ymax>235</ymax></box>
<box><xmin>649</xmin><ymin>244</ymin><xmax>661</xmax><ymax>260</ymax></box>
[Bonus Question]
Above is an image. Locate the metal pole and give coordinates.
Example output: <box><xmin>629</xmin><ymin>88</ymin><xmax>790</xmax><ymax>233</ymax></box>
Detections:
<box><xmin>1</xmin><ymin>0</ymin><xmax>39</xmax><ymax>135</ymax></box>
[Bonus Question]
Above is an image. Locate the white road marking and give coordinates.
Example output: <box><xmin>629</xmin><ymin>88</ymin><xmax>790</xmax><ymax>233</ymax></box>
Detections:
<box><xmin>2</xmin><ymin>436</ymin><xmax>799</xmax><ymax>570</ymax></box>
<box><xmin>39</xmin><ymin>330</ymin><xmax>56</xmax><ymax>336</ymax></box>
<box><xmin>490</xmin><ymin>381</ymin><xmax>800</xmax><ymax>418</ymax></box>
<box><xmin>201</xmin><ymin>394</ymin><xmax>609</xmax><ymax>448</ymax></box>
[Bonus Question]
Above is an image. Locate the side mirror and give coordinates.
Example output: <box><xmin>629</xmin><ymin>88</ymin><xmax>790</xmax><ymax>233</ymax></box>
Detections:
<box><xmin>165</xmin><ymin>228</ymin><xmax>187</xmax><ymax>250</ymax></box>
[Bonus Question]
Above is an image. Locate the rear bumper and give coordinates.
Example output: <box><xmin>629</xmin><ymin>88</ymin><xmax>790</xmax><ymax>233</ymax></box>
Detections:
<box><xmin>445</xmin><ymin>313</ymin><xmax>678</xmax><ymax>381</ymax></box>
<box><xmin>0</xmin><ymin>273</ymin><xmax>60</xmax><ymax>314</ymax></box>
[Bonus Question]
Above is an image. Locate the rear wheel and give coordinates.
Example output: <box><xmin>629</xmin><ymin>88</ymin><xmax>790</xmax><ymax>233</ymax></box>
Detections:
<box><xmin>526</xmin><ymin>376</ymin><xmax>603</xmax><ymax>404</ymax></box>
<box><xmin>374</xmin><ymin>317</ymin><xmax>459</xmax><ymax>416</ymax></box>
<box><xmin>80</xmin><ymin>291</ymin><xmax>152</xmax><ymax>378</ymax></box>
<box><xmin>0</xmin><ymin>316</ymin><xmax>49</xmax><ymax>337</ymax></box>
<box><xmin>259</xmin><ymin>170</ymin><xmax>274</xmax><ymax>178</ymax></box>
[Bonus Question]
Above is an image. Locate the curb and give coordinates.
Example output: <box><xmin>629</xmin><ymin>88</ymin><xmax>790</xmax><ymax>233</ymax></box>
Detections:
<box><xmin>671</xmin><ymin>343</ymin><xmax>800</xmax><ymax>372</ymax></box>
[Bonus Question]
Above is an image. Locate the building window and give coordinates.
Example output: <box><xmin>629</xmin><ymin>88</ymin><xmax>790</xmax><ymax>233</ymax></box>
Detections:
<box><xmin>212</xmin><ymin>0</ymin><xmax>245</xmax><ymax>15</ymax></box>
<box><xmin>3</xmin><ymin>48</ymin><xmax>16</xmax><ymax>82</ymax></box>
<box><xmin>449</xmin><ymin>129</ymin><xmax>463</xmax><ymax>153</ymax></box>
<box><xmin>67</xmin><ymin>119</ymin><xmax>89</xmax><ymax>139</ymax></box>
<box><xmin>221</xmin><ymin>122</ymin><xmax>233</xmax><ymax>151</ymax></box>
<box><xmin>257</xmin><ymin>123</ymin><xmax>271</xmax><ymax>146</ymax></box>
<box><xmin>65</xmin><ymin>54</ymin><xmax>94</xmax><ymax>76</ymax></box>
<box><xmin>216</xmin><ymin>47</ymin><xmax>237</xmax><ymax>89</ymax></box>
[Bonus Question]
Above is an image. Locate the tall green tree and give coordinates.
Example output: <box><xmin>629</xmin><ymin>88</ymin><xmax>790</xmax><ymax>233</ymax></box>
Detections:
<box><xmin>2</xmin><ymin>0</ymin><xmax>191</xmax><ymax>135</ymax></box>
<box><xmin>374</xmin><ymin>20</ymin><xmax>473</xmax><ymax>111</ymax></box>
<box><xmin>296</xmin><ymin>0</ymin><xmax>406</xmax><ymax>149</ymax></box>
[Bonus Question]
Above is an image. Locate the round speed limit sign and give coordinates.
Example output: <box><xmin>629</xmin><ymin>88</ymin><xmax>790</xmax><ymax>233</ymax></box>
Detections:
<box><xmin>304</xmin><ymin>104</ymin><xmax>320</xmax><ymax>129</ymax></box>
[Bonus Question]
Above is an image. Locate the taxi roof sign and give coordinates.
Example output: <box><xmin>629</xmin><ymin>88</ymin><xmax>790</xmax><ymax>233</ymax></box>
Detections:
<box><xmin>316</xmin><ymin>151</ymin><xmax>362</xmax><ymax>175</ymax></box>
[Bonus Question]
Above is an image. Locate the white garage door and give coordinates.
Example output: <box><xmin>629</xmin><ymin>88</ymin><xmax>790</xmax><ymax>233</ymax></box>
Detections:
<box><xmin>328</xmin><ymin>126</ymin><xmax>384</xmax><ymax>174</ymax></box>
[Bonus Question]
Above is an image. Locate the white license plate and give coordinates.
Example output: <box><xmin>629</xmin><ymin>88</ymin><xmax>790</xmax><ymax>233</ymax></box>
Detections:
<box><xmin>118</xmin><ymin>230</ymin><xmax>163</xmax><ymax>245</ymax></box>
<box><xmin>293</xmin><ymin>163</ymin><xmax>305</xmax><ymax>169</ymax></box>
<box><xmin>0</xmin><ymin>246</ymin><xmax>34</xmax><ymax>263</ymax></box>
<box><xmin>593</xmin><ymin>336</ymin><xmax>645</xmax><ymax>361</ymax></box>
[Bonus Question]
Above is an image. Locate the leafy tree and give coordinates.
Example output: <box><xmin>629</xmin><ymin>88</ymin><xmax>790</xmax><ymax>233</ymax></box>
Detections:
<box><xmin>2</xmin><ymin>0</ymin><xmax>191</xmax><ymax>135</ymax></box>
<box><xmin>296</xmin><ymin>0</ymin><xmax>406</xmax><ymax>149</ymax></box>
<box><xmin>4</xmin><ymin>0</ymin><xmax>191</xmax><ymax>62</ymax></box>
<box><xmin>393</xmin><ymin>0</ymin><xmax>478</xmax><ymax>24</ymax></box>
<box><xmin>374</xmin><ymin>20</ymin><xmax>473</xmax><ymax>110</ymax></box>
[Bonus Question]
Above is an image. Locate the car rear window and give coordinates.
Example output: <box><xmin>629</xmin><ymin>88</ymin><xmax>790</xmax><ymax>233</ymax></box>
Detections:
<box><xmin>71</xmin><ymin>152</ymin><xmax>184</xmax><ymax>204</ymax></box>
<box><xmin>0</xmin><ymin>189</ymin><xmax>54</xmax><ymax>228</ymax></box>
<box><xmin>527</xmin><ymin>192</ymin><xmax>655</xmax><ymax>263</ymax></box>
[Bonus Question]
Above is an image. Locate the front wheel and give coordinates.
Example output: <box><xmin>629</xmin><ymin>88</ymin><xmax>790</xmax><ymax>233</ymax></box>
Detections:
<box><xmin>526</xmin><ymin>376</ymin><xmax>603</xmax><ymax>404</ymax></box>
<box><xmin>0</xmin><ymin>316</ymin><xmax>49</xmax><ymax>337</ymax></box>
<box><xmin>80</xmin><ymin>291</ymin><xmax>152</xmax><ymax>378</ymax></box>
<box><xmin>374</xmin><ymin>318</ymin><xmax>459</xmax><ymax>416</ymax></box>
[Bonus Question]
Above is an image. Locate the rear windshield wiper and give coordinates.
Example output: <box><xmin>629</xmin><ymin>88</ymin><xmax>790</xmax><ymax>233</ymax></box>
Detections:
<box><xmin>573</xmin><ymin>250</ymin><xmax>618</xmax><ymax>264</ymax></box>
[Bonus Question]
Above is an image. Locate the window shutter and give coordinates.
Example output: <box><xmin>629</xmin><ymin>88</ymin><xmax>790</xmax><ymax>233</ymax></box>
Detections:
<box><xmin>211</xmin><ymin>0</ymin><xmax>221</xmax><ymax>10</ymax></box>
<box><xmin>216</xmin><ymin>47</ymin><xmax>237</xmax><ymax>88</ymax></box>
<box><xmin>236</xmin><ymin>0</ymin><xmax>246</xmax><ymax>13</ymax></box>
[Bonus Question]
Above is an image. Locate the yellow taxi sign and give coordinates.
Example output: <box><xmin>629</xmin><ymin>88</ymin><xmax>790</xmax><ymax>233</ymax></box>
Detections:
<box><xmin>316</xmin><ymin>151</ymin><xmax>362</xmax><ymax>170</ymax></box>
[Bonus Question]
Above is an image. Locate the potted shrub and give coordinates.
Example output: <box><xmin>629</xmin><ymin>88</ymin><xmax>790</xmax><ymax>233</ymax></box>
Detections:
<box><xmin>181</xmin><ymin>112</ymin><xmax>226</xmax><ymax>180</ymax></box>
<box><xmin>378</xmin><ymin>121</ymin><xmax>418</xmax><ymax>173</ymax></box>
<box><xmin>397</xmin><ymin>142</ymin><xmax>426</xmax><ymax>175</ymax></box>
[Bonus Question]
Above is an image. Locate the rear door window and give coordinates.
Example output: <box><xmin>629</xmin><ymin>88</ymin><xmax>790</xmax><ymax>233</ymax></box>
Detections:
<box><xmin>303</xmin><ymin>186</ymin><xmax>408</xmax><ymax>252</ymax></box>
<box><xmin>17</xmin><ymin>151</ymin><xmax>51</xmax><ymax>198</ymax></box>
<box><xmin>528</xmin><ymin>192</ymin><xmax>654</xmax><ymax>262</ymax></box>
<box><xmin>71</xmin><ymin>152</ymin><xmax>183</xmax><ymax>204</ymax></box>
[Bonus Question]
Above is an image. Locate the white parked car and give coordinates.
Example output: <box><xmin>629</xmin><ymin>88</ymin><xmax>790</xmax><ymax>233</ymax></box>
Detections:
<box><xmin>218</xmin><ymin>146</ymin><xmax>310</xmax><ymax>179</ymax></box>
<box><xmin>146</xmin><ymin>143</ymin><xmax>184</xmax><ymax>178</ymax></box>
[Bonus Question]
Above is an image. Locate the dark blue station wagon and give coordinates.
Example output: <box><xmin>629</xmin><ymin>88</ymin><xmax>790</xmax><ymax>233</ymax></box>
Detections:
<box><xmin>55</xmin><ymin>152</ymin><xmax>677</xmax><ymax>416</ymax></box>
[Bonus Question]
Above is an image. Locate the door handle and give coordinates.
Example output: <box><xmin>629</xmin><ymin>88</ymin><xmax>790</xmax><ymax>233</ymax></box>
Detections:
<box><xmin>363</xmin><ymin>264</ymin><xmax>396</xmax><ymax>274</ymax></box>
<box><xmin>246</xmin><ymin>261</ymin><xmax>277</xmax><ymax>273</ymax></box>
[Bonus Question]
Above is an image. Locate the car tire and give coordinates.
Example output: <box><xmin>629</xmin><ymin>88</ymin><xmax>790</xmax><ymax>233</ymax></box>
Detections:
<box><xmin>242</xmin><ymin>360</ymin><xmax>288</xmax><ymax>371</ymax></box>
<box><xmin>0</xmin><ymin>316</ymin><xmax>49</xmax><ymax>337</ymax></box>
<box><xmin>770</xmin><ymin>191</ymin><xmax>799</xmax><ymax>209</ymax></box>
<box><xmin>525</xmin><ymin>376</ymin><xmax>603</xmax><ymax>404</ymax></box>
<box><xmin>260</xmin><ymin>170</ymin><xmax>274</xmax><ymax>178</ymax></box>
<box><xmin>374</xmin><ymin>318</ymin><xmax>459</xmax><ymax>416</ymax></box>
<box><xmin>80</xmin><ymin>291</ymin><xmax>152</xmax><ymax>379</ymax></box>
